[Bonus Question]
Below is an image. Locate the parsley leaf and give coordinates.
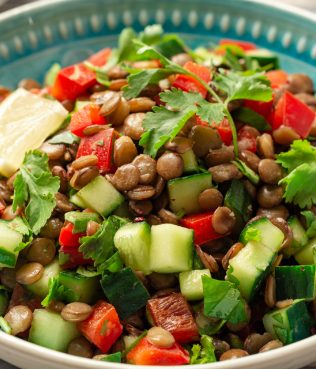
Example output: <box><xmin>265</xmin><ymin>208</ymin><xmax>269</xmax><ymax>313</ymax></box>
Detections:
<box><xmin>214</xmin><ymin>69</ymin><xmax>272</xmax><ymax>102</ymax></box>
<box><xmin>12</xmin><ymin>151</ymin><xmax>60</xmax><ymax>235</ymax></box>
<box><xmin>277</xmin><ymin>140</ymin><xmax>316</xmax><ymax>208</ymax></box>
<box><xmin>202</xmin><ymin>275</ymin><xmax>247</xmax><ymax>324</ymax></box>
<box><xmin>190</xmin><ymin>335</ymin><xmax>217</xmax><ymax>364</ymax></box>
<box><xmin>301</xmin><ymin>211</ymin><xmax>316</xmax><ymax>238</ymax></box>
<box><xmin>79</xmin><ymin>216</ymin><xmax>127</xmax><ymax>272</ymax></box>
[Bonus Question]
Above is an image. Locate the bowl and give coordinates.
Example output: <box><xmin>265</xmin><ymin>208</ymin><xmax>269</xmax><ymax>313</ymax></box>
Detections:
<box><xmin>0</xmin><ymin>0</ymin><xmax>316</xmax><ymax>369</ymax></box>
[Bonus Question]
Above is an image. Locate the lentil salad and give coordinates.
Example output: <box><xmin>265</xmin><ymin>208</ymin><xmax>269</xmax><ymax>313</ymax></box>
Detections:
<box><xmin>0</xmin><ymin>25</ymin><xmax>315</xmax><ymax>365</ymax></box>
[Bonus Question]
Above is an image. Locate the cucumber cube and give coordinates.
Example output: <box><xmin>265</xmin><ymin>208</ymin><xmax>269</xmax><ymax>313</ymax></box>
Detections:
<box><xmin>179</xmin><ymin>269</ymin><xmax>211</xmax><ymax>301</ymax></box>
<box><xmin>295</xmin><ymin>237</ymin><xmax>316</xmax><ymax>265</ymax></box>
<box><xmin>150</xmin><ymin>224</ymin><xmax>193</xmax><ymax>273</ymax></box>
<box><xmin>284</xmin><ymin>216</ymin><xmax>308</xmax><ymax>257</ymax></box>
<box><xmin>29</xmin><ymin>309</ymin><xmax>79</xmax><ymax>352</ymax></box>
<box><xmin>180</xmin><ymin>149</ymin><xmax>199</xmax><ymax>174</ymax></box>
<box><xmin>263</xmin><ymin>300</ymin><xmax>312</xmax><ymax>344</ymax></box>
<box><xmin>0</xmin><ymin>222</ymin><xmax>23</xmax><ymax>268</ymax></box>
<box><xmin>168</xmin><ymin>173</ymin><xmax>212</xmax><ymax>215</ymax></box>
<box><xmin>76</xmin><ymin>176</ymin><xmax>124</xmax><ymax>216</ymax></box>
<box><xmin>114</xmin><ymin>222</ymin><xmax>151</xmax><ymax>275</ymax></box>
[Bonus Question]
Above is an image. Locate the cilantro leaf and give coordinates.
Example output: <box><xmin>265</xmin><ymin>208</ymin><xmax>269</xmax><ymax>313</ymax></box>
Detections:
<box><xmin>202</xmin><ymin>275</ymin><xmax>247</xmax><ymax>324</ymax></box>
<box><xmin>242</xmin><ymin>226</ymin><xmax>262</xmax><ymax>243</ymax></box>
<box><xmin>139</xmin><ymin>24</ymin><xmax>164</xmax><ymax>45</ymax></box>
<box><xmin>277</xmin><ymin>140</ymin><xmax>316</xmax><ymax>208</ymax></box>
<box><xmin>159</xmin><ymin>88</ymin><xmax>202</xmax><ymax>109</ymax></box>
<box><xmin>190</xmin><ymin>335</ymin><xmax>217</xmax><ymax>365</ymax></box>
<box><xmin>41</xmin><ymin>277</ymin><xmax>73</xmax><ymax>307</ymax></box>
<box><xmin>139</xmin><ymin>106</ymin><xmax>196</xmax><ymax>157</ymax></box>
<box><xmin>214</xmin><ymin>69</ymin><xmax>272</xmax><ymax>102</ymax></box>
<box><xmin>49</xmin><ymin>131</ymin><xmax>79</xmax><ymax>145</ymax></box>
<box><xmin>12</xmin><ymin>151</ymin><xmax>60</xmax><ymax>235</ymax></box>
<box><xmin>197</xmin><ymin>101</ymin><xmax>225</xmax><ymax>125</ymax></box>
<box><xmin>79</xmin><ymin>216</ymin><xmax>127</xmax><ymax>271</ymax></box>
<box><xmin>301</xmin><ymin>211</ymin><xmax>316</xmax><ymax>238</ymax></box>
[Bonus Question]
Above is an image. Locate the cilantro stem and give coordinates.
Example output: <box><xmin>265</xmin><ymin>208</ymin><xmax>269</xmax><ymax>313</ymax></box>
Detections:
<box><xmin>182</xmin><ymin>68</ymin><xmax>239</xmax><ymax>157</ymax></box>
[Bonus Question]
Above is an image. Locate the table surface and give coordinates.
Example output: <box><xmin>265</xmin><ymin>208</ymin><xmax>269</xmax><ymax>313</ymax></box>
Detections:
<box><xmin>0</xmin><ymin>0</ymin><xmax>316</xmax><ymax>368</ymax></box>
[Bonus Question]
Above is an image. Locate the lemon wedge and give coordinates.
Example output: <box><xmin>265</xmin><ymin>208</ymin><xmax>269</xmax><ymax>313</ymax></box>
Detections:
<box><xmin>0</xmin><ymin>88</ymin><xmax>68</xmax><ymax>177</ymax></box>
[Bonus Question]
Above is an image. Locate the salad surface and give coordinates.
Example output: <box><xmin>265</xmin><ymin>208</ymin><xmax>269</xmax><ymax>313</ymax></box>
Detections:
<box><xmin>0</xmin><ymin>25</ymin><xmax>315</xmax><ymax>365</ymax></box>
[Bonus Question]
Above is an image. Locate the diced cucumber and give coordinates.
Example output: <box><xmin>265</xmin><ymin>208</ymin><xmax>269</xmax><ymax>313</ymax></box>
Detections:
<box><xmin>180</xmin><ymin>149</ymin><xmax>199</xmax><ymax>174</ymax></box>
<box><xmin>245</xmin><ymin>49</ymin><xmax>279</xmax><ymax>70</ymax></box>
<box><xmin>76</xmin><ymin>176</ymin><xmax>124</xmax><ymax>216</ymax></box>
<box><xmin>295</xmin><ymin>237</ymin><xmax>316</xmax><ymax>265</ymax></box>
<box><xmin>227</xmin><ymin>241</ymin><xmax>276</xmax><ymax>301</ymax></box>
<box><xmin>284</xmin><ymin>216</ymin><xmax>308</xmax><ymax>257</ymax></box>
<box><xmin>275</xmin><ymin>265</ymin><xmax>316</xmax><ymax>301</ymax></box>
<box><xmin>44</xmin><ymin>63</ymin><xmax>61</xmax><ymax>87</ymax></box>
<box><xmin>114</xmin><ymin>222</ymin><xmax>151</xmax><ymax>274</ymax></box>
<box><xmin>65</xmin><ymin>211</ymin><xmax>101</xmax><ymax>233</ymax></box>
<box><xmin>149</xmin><ymin>224</ymin><xmax>193</xmax><ymax>273</ymax></box>
<box><xmin>59</xmin><ymin>270</ymin><xmax>100</xmax><ymax>304</ymax></box>
<box><xmin>263</xmin><ymin>300</ymin><xmax>312</xmax><ymax>344</ymax></box>
<box><xmin>240</xmin><ymin>217</ymin><xmax>284</xmax><ymax>253</ymax></box>
<box><xmin>69</xmin><ymin>193</ymin><xmax>87</xmax><ymax>209</ymax></box>
<box><xmin>0</xmin><ymin>222</ymin><xmax>23</xmax><ymax>268</ymax></box>
<box><xmin>0</xmin><ymin>287</ymin><xmax>9</xmax><ymax>316</ymax></box>
<box><xmin>27</xmin><ymin>259</ymin><xmax>61</xmax><ymax>297</ymax></box>
<box><xmin>29</xmin><ymin>309</ymin><xmax>80</xmax><ymax>352</ymax></box>
<box><xmin>168</xmin><ymin>173</ymin><xmax>212</xmax><ymax>215</ymax></box>
<box><xmin>179</xmin><ymin>269</ymin><xmax>211</xmax><ymax>301</ymax></box>
<box><xmin>101</xmin><ymin>267</ymin><xmax>149</xmax><ymax>319</ymax></box>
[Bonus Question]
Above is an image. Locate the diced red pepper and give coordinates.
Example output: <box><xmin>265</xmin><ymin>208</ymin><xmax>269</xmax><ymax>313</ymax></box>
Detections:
<box><xmin>87</xmin><ymin>48</ymin><xmax>112</xmax><ymax>67</ymax></box>
<box><xmin>59</xmin><ymin>223</ymin><xmax>84</xmax><ymax>249</ymax></box>
<box><xmin>237</xmin><ymin>126</ymin><xmax>257</xmax><ymax>152</ymax></box>
<box><xmin>215</xmin><ymin>118</ymin><xmax>233</xmax><ymax>146</ymax></box>
<box><xmin>79</xmin><ymin>300</ymin><xmax>123</xmax><ymax>353</ymax></box>
<box><xmin>273</xmin><ymin>91</ymin><xmax>316</xmax><ymax>138</ymax></box>
<box><xmin>180</xmin><ymin>212</ymin><xmax>224</xmax><ymax>245</ymax></box>
<box><xmin>69</xmin><ymin>104</ymin><xmax>106</xmax><ymax>138</ymax></box>
<box><xmin>147</xmin><ymin>293</ymin><xmax>199</xmax><ymax>344</ymax></box>
<box><xmin>51</xmin><ymin>63</ymin><xmax>96</xmax><ymax>101</ymax></box>
<box><xmin>219</xmin><ymin>39</ymin><xmax>257</xmax><ymax>52</ymax></box>
<box><xmin>126</xmin><ymin>337</ymin><xmax>190</xmax><ymax>366</ymax></box>
<box><xmin>173</xmin><ymin>61</ymin><xmax>211</xmax><ymax>98</ymax></box>
<box><xmin>266</xmin><ymin>70</ymin><xmax>288</xmax><ymax>89</ymax></box>
<box><xmin>76</xmin><ymin>128</ymin><xmax>117</xmax><ymax>174</ymax></box>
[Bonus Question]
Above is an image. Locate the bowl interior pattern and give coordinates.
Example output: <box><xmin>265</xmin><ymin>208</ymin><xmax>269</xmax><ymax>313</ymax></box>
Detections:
<box><xmin>0</xmin><ymin>0</ymin><xmax>315</xmax><ymax>88</ymax></box>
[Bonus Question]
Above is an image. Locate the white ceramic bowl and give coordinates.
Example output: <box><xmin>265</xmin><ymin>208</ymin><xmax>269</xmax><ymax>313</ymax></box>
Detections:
<box><xmin>0</xmin><ymin>0</ymin><xmax>316</xmax><ymax>368</ymax></box>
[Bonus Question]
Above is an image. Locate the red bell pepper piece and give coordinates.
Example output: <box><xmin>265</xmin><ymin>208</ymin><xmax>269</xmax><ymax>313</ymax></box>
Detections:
<box><xmin>80</xmin><ymin>300</ymin><xmax>123</xmax><ymax>353</ymax></box>
<box><xmin>51</xmin><ymin>63</ymin><xmax>96</xmax><ymax>101</ymax></box>
<box><xmin>180</xmin><ymin>212</ymin><xmax>224</xmax><ymax>245</ymax></box>
<box><xmin>59</xmin><ymin>223</ymin><xmax>84</xmax><ymax>249</ymax></box>
<box><xmin>266</xmin><ymin>70</ymin><xmax>288</xmax><ymax>89</ymax></box>
<box><xmin>219</xmin><ymin>39</ymin><xmax>257</xmax><ymax>52</ymax></box>
<box><xmin>76</xmin><ymin>128</ymin><xmax>117</xmax><ymax>174</ymax></box>
<box><xmin>173</xmin><ymin>61</ymin><xmax>211</xmax><ymax>98</ymax></box>
<box><xmin>126</xmin><ymin>337</ymin><xmax>190</xmax><ymax>365</ymax></box>
<box><xmin>147</xmin><ymin>293</ymin><xmax>199</xmax><ymax>343</ymax></box>
<box><xmin>87</xmin><ymin>48</ymin><xmax>112</xmax><ymax>67</ymax></box>
<box><xmin>237</xmin><ymin>126</ymin><xmax>257</xmax><ymax>153</ymax></box>
<box><xmin>273</xmin><ymin>91</ymin><xmax>316</xmax><ymax>138</ymax></box>
<box><xmin>69</xmin><ymin>104</ymin><xmax>106</xmax><ymax>138</ymax></box>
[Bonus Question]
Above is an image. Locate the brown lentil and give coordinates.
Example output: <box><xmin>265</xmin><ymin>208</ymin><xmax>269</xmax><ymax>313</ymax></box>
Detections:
<box><xmin>18</xmin><ymin>79</ymin><xmax>41</xmax><ymax>90</ymax></box>
<box><xmin>275</xmin><ymin>299</ymin><xmax>293</xmax><ymax>309</ymax></box>
<box><xmin>212</xmin><ymin>207</ymin><xmax>236</xmax><ymax>234</ymax></box>
<box><xmin>40</xmin><ymin>142</ymin><xmax>66</xmax><ymax>161</ymax></box>
<box><xmin>272</xmin><ymin>126</ymin><xmax>300</xmax><ymax>146</ymax></box>
<box><xmin>146</xmin><ymin>214</ymin><xmax>162</xmax><ymax>225</ymax></box>
<box><xmin>257</xmin><ymin>133</ymin><xmax>275</xmax><ymax>159</ymax></box>
<box><xmin>124</xmin><ymin>113</ymin><xmax>145</xmax><ymax>140</ymax></box>
<box><xmin>153</xmin><ymin>192</ymin><xmax>169</xmax><ymax>212</ymax></box>
<box><xmin>127</xmin><ymin>185</ymin><xmax>156</xmax><ymax>201</ymax></box>
<box><xmin>158</xmin><ymin>208</ymin><xmax>179</xmax><ymax>225</ymax></box>
<box><xmin>86</xmin><ymin>220</ymin><xmax>100</xmax><ymax>236</ymax></box>
<box><xmin>220</xmin><ymin>349</ymin><xmax>249</xmax><ymax>361</ymax></box>
<box><xmin>61</xmin><ymin>302</ymin><xmax>92</xmax><ymax>323</ymax></box>
<box><xmin>190</xmin><ymin>126</ymin><xmax>222</xmax><ymax>157</ymax></box>
<box><xmin>4</xmin><ymin>305</ymin><xmax>33</xmax><ymax>336</ymax></box>
<box><xmin>109</xmin><ymin>78</ymin><xmax>128</xmax><ymax>91</ymax></box>
<box><xmin>147</xmin><ymin>326</ymin><xmax>175</xmax><ymax>348</ymax></box>
<box><xmin>156</xmin><ymin>152</ymin><xmax>184</xmax><ymax>180</ymax></box>
<box><xmin>132</xmin><ymin>155</ymin><xmax>157</xmax><ymax>185</ymax></box>
<box><xmin>240</xmin><ymin>150</ymin><xmax>260</xmax><ymax>172</ymax></box>
<box><xmin>198</xmin><ymin>188</ymin><xmax>223</xmax><ymax>211</ymax></box>
<box><xmin>258</xmin><ymin>159</ymin><xmax>283</xmax><ymax>185</ymax></box>
<box><xmin>1</xmin><ymin>205</ymin><xmax>21</xmax><ymax>221</ymax></box>
<box><xmin>270</xmin><ymin>217</ymin><xmax>293</xmax><ymax>249</ymax></box>
<box><xmin>40</xmin><ymin>218</ymin><xmax>63</xmax><ymax>239</ymax></box>
<box><xmin>165</xmin><ymin>137</ymin><xmax>193</xmax><ymax>154</ymax></box>
<box><xmin>114</xmin><ymin>136</ymin><xmax>138</xmax><ymax>167</ymax></box>
<box><xmin>48</xmin><ymin>300</ymin><xmax>66</xmax><ymax>313</ymax></box>
<box><xmin>26</xmin><ymin>238</ymin><xmax>56</xmax><ymax>265</ymax></box>
<box><xmin>222</xmin><ymin>242</ymin><xmax>244</xmax><ymax>270</ymax></box>
<box><xmin>128</xmin><ymin>97</ymin><xmax>155</xmax><ymax>113</ymax></box>
<box><xmin>67</xmin><ymin>337</ymin><xmax>94</xmax><ymax>358</ymax></box>
<box><xmin>0</xmin><ymin>180</ymin><xmax>12</xmax><ymax>202</ymax></box>
<box><xmin>257</xmin><ymin>205</ymin><xmax>289</xmax><ymax>220</ymax></box>
<box><xmin>288</xmin><ymin>73</ymin><xmax>314</xmax><ymax>94</ymax></box>
<box><xmin>82</xmin><ymin>124</ymin><xmax>107</xmax><ymax>136</ymax></box>
<box><xmin>98</xmin><ymin>91</ymin><xmax>121</xmax><ymax>116</ymax></box>
<box><xmin>153</xmin><ymin>176</ymin><xmax>165</xmax><ymax>198</ymax></box>
<box><xmin>205</xmin><ymin>146</ymin><xmax>235</xmax><ymax>167</ymax></box>
<box><xmin>265</xmin><ymin>275</ymin><xmax>276</xmax><ymax>308</ymax></box>
<box><xmin>208</xmin><ymin>163</ymin><xmax>242</xmax><ymax>183</ymax></box>
<box><xmin>244</xmin><ymin>333</ymin><xmax>274</xmax><ymax>354</ymax></box>
<box><xmin>243</xmin><ymin>179</ymin><xmax>257</xmax><ymax>199</ymax></box>
<box><xmin>16</xmin><ymin>262</ymin><xmax>44</xmax><ymax>285</ymax></box>
<box><xmin>51</xmin><ymin>166</ymin><xmax>68</xmax><ymax>193</ymax></box>
<box><xmin>273</xmin><ymin>254</ymin><xmax>283</xmax><ymax>268</ymax></box>
<box><xmin>257</xmin><ymin>185</ymin><xmax>284</xmax><ymax>208</ymax></box>
<box><xmin>71</xmin><ymin>155</ymin><xmax>98</xmax><ymax>170</ymax></box>
<box><xmin>0</xmin><ymin>268</ymin><xmax>16</xmax><ymax>290</ymax></box>
<box><xmin>55</xmin><ymin>192</ymin><xmax>75</xmax><ymax>213</ymax></box>
<box><xmin>108</xmin><ymin>97</ymin><xmax>130</xmax><ymax>126</ymax></box>
<box><xmin>212</xmin><ymin>338</ymin><xmax>231</xmax><ymax>356</ymax></box>
<box><xmin>107</xmin><ymin>65</ymin><xmax>128</xmax><ymax>80</ymax></box>
<box><xmin>129</xmin><ymin>200</ymin><xmax>153</xmax><ymax>216</ymax></box>
<box><xmin>195</xmin><ymin>245</ymin><xmax>219</xmax><ymax>273</ymax></box>
<box><xmin>70</xmin><ymin>166</ymin><xmax>99</xmax><ymax>190</ymax></box>
<box><xmin>148</xmin><ymin>273</ymin><xmax>177</xmax><ymax>290</ymax></box>
<box><xmin>171</xmin><ymin>53</ymin><xmax>193</xmax><ymax>66</ymax></box>
<box><xmin>259</xmin><ymin>340</ymin><xmax>283</xmax><ymax>353</ymax></box>
<box><xmin>112</xmin><ymin>164</ymin><xmax>140</xmax><ymax>191</ymax></box>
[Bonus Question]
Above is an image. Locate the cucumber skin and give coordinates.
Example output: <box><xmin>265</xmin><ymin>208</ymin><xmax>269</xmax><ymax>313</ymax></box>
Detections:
<box><xmin>284</xmin><ymin>216</ymin><xmax>308</xmax><ymax>257</ymax></box>
<box><xmin>29</xmin><ymin>309</ymin><xmax>80</xmax><ymax>352</ymax></box>
<box><xmin>263</xmin><ymin>300</ymin><xmax>312</xmax><ymax>344</ymax></box>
